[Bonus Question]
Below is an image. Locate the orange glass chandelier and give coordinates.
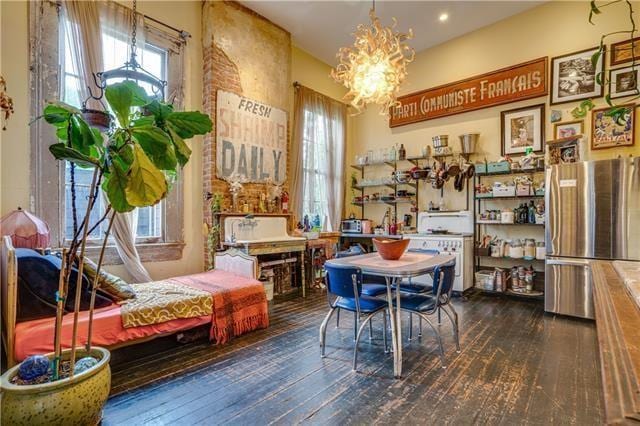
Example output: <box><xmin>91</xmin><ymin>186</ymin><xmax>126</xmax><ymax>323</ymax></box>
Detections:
<box><xmin>331</xmin><ymin>5</ymin><xmax>414</xmax><ymax>115</ymax></box>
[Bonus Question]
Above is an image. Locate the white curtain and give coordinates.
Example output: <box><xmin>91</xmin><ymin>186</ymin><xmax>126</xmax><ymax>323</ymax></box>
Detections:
<box><xmin>291</xmin><ymin>85</ymin><xmax>346</xmax><ymax>232</ymax></box>
<box><xmin>63</xmin><ymin>0</ymin><xmax>151</xmax><ymax>282</ymax></box>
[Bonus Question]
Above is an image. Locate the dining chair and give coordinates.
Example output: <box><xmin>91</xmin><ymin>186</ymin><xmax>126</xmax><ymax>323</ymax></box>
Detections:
<box><xmin>393</xmin><ymin>261</ymin><xmax>460</xmax><ymax>368</ymax></box>
<box><xmin>334</xmin><ymin>247</ymin><xmax>387</xmax><ymax>338</ymax></box>
<box><xmin>319</xmin><ymin>263</ymin><xmax>389</xmax><ymax>371</ymax></box>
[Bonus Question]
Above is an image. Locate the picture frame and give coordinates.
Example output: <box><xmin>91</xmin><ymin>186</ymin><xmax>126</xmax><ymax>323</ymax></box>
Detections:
<box><xmin>547</xmin><ymin>136</ymin><xmax>581</xmax><ymax>165</ymax></box>
<box><xmin>609</xmin><ymin>65</ymin><xmax>640</xmax><ymax>99</ymax></box>
<box><xmin>500</xmin><ymin>103</ymin><xmax>545</xmax><ymax>156</ymax></box>
<box><xmin>591</xmin><ymin>104</ymin><xmax>635</xmax><ymax>150</ymax></box>
<box><xmin>550</xmin><ymin>47</ymin><xmax>605</xmax><ymax>105</ymax></box>
<box><xmin>553</xmin><ymin>120</ymin><xmax>584</xmax><ymax>139</ymax></box>
<box><xmin>610</xmin><ymin>37</ymin><xmax>640</xmax><ymax>66</ymax></box>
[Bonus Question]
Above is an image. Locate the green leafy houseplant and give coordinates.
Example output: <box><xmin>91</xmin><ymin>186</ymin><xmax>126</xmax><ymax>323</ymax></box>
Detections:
<box><xmin>40</xmin><ymin>80</ymin><xmax>212</xmax><ymax>379</ymax></box>
<box><xmin>589</xmin><ymin>0</ymin><xmax>638</xmax><ymax>123</ymax></box>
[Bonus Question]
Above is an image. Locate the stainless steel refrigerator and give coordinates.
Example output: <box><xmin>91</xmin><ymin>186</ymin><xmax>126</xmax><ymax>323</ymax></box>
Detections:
<box><xmin>545</xmin><ymin>157</ymin><xmax>640</xmax><ymax>319</ymax></box>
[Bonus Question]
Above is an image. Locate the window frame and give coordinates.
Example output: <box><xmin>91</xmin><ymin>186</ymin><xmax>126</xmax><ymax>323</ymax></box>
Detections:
<box><xmin>29</xmin><ymin>1</ymin><xmax>187</xmax><ymax>264</ymax></box>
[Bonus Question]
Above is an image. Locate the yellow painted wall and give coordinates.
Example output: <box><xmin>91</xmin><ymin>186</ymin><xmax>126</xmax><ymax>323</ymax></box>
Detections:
<box><xmin>349</xmin><ymin>0</ymin><xmax>640</xmax><ymax>220</ymax></box>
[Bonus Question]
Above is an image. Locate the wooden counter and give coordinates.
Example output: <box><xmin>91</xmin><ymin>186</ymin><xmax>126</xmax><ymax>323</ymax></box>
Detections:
<box><xmin>591</xmin><ymin>260</ymin><xmax>640</xmax><ymax>424</ymax></box>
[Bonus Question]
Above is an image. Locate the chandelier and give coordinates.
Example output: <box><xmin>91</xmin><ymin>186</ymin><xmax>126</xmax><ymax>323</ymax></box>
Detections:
<box><xmin>331</xmin><ymin>5</ymin><xmax>414</xmax><ymax>115</ymax></box>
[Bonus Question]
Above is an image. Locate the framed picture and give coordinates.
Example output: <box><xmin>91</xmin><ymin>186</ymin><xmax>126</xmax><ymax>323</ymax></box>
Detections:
<box><xmin>547</xmin><ymin>136</ymin><xmax>580</xmax><ymax>165</ymax></box>
<box><xmin>611</xmin><ymin>37</ymin><xmax>640</xmax><ymax>66</ymax></box>
<box><xmin>553</xmin><ymin>120</ymin><xmax>584</xmax><ymax>139</ymax></box>
<box><xmin>501</xmin><ymin>104</ymin><xmax>545</xmax><ymax>156</ymax></box>
<box><xmin>550</xmin><ymin>47</ymin><xmax>605</xmax><ymax>105</ymax></box>
<box><xmin>591</xmin><ymin>104</ymin><xmax>635</xmax><ymax>150</ymax></box>
<box><xmin>609</xmin><ymin>65</ymin><xmax>640</xmax><ymax>99</ymax></box>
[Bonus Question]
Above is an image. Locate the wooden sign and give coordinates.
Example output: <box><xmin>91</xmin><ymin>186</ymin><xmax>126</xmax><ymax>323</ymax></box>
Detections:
<box><xmin>216</xmin><ymin>90</ymin><xmax>288</xmax><ymax>184</ymax></box>
<box><xmin>389</xmin><ymin>57</ymin><xmax>548</xmax><ymax>128</ymax></box>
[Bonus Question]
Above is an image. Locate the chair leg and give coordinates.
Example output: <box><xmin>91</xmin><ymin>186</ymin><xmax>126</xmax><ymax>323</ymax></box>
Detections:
<box><xmin>418</xmin><ymin>313</ymin><xmax>447</xmax><ymax>369</ymax></box>
<box><xmin>336</xmin><ymin>308</ymin><xmax>340</xmax><ymax>328</ymax></box>
<box><xmin>442</xmin><ymin>304</ymin><xmax>461</xmax><ymax>353</ymax></box>
<box><xmin>418</xmin><ymin>316</ymin><xmax>423</xmax><ymax>337</ymax></box>
<box><xmin>369</xmin><ymin>318</ymin><xmax>373</xmax><ymax>341</ymax></box>
<box><xmin>437</xmin><ymin>306</ymin><xmax>442</xmax><ymax>325</ymax></box>
<box><xmin>353</xmin><ymin>313</ymin><xmax>375</xmax><ymax>371</ymax></box>
<box><xmin>383</xmin><ymin>309</ymin><xmax>389</xmax><ymax>353</ymax></box>
<box><xmin>408</xmin><ymin>313</ymin><xmax>413</xmax><ymax>341</ymax></box>
<box><xmin>319</xmin><ymin>307</ymin><xmax>337</xmax><ymax>358</ymax></box>
<box><xmin>353</xmin><ymin>311</ymin><xmax>358</xmax><ymax>342</ymax></box>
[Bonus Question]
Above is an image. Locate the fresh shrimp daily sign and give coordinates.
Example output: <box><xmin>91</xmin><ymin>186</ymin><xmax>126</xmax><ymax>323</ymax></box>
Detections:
<box><xmin>216</xmin><ymin>90</ymin><xmax>287</xmax><ymax>184</ymax></box>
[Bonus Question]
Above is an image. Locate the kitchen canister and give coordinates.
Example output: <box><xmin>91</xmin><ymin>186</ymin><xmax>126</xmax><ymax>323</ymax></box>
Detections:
<box><xmin>535</xmin><ymin>242</ymin><xmax>546</xmax><ymax>260</ymax></box>
<box><xmin>524</xmin><ymin>239</ymin><xmax>536</xmax><ymax>260</ymax></box>
<box><xmin>509</xmin><ymin>240</ymin><xmax>524</xmax><ymax>259</ymax></box>
<box><xmin>501</xmin><ymin>210</ymin><xmax>515</xmax><ymax>224</ymax></box>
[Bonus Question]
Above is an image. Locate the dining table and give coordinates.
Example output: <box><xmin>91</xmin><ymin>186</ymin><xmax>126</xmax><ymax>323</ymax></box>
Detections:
<box><xmin>325</xmin><ymin>251</ymin><xmax>456</xmax><ymax>378</ymax></box>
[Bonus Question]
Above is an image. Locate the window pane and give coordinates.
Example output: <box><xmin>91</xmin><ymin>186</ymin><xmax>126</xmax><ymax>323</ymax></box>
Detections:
<box><xmin>64</xmin><ymin>164</ymin><xmax>107</xmax><ymax>240</ymax></box>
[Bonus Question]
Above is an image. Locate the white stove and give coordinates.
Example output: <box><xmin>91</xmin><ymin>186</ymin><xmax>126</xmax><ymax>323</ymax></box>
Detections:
<box><xmin>405</xmin><ymin>211</ymin><xmax>474</xmax><ymax>293</ymax></box>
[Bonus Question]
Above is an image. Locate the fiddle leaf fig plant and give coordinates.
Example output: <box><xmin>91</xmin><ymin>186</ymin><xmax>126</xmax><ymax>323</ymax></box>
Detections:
<box><xmin>36</xmin><ymin>80</ymin><xmax>212</xmax><ymax>379</ymax></box>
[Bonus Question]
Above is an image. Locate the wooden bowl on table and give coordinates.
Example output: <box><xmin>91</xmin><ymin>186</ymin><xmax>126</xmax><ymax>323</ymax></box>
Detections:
<box><xmin>373</xmin><ymin>238</ymin><xmax>410</xmax><ymax>260</ymax></box>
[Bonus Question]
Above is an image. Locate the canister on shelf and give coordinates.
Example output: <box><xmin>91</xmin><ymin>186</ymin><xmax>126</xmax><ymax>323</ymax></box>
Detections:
<box><xmin>509</xmin><ymin>239</ymin><xmax>524</xmax><ymax>259</ymax></box>
<box><xmin>535</xmin><ymin>242</ymin><xmax>546</xmax><ymax>259</ymax></box>
<box><xmin>501</xmin><ymin>209</ymin><xmax>515</xmax><ymax>224</ymax></box>
<box><xmin>524</xmin><ymin>239</ymin><xmax>536</xmax><ymax>260</ymax></box>
<box><xmin>494</xmin><ymin>268</ymin><xmax>508</xmax><ymax>292</ymax></box>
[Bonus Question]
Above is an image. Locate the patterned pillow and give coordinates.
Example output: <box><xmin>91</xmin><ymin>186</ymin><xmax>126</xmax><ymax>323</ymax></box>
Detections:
<box><xmin>83</xmin><ymin>257</ymin><xmax>136</xmax><ymax>302</ymax></box>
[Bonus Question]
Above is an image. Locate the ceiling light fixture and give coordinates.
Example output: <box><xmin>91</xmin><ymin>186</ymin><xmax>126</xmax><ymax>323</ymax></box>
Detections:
<box><xmin>439</xmin><ymin>13</ymin><xmax>449</xmax><ymax>22</ymax></box>
<box><xmin>331</xmin><ymin>0</ymin><xmax>415</xmax><ymax>115</ymax></box>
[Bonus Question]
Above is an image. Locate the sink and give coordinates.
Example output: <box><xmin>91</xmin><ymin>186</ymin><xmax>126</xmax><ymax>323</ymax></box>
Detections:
<box><xmin>224</xmin><ymin>216</ymin><xmax>301</xmax><ymax>244</ymax></box>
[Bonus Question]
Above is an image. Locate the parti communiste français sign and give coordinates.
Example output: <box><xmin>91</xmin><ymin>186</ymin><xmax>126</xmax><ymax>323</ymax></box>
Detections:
<box><xmin>389</xmin><ymin>57</ymin><xmax>548</xmax><ymax>128</ymax></box>
<box><xmin>216</xmin><ymin>90</ymin><xmax>287</xmax><ymax>183</ymax></box>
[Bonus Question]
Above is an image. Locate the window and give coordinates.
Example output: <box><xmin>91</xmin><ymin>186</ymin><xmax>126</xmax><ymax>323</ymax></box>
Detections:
<box><xmin>294</xmin><ymin>87</ymin><xmax>346</xmax><ymax>232</ymax></box>
<box><xmin>30</xmin><ymin>1</ymin><xmax>187</xmax><ymax>263</ymax></box>
<box><xmin>60</xmin><ymin>19</ymin><xmax>164</xmax><ymax>242</ymax></box>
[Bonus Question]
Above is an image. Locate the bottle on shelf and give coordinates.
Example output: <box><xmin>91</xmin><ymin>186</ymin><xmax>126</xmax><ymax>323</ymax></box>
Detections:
<box><xmin>398</xmin><ymin>144</ymin><xmax>406</xmax><ymax>161</ymax></box>
<box><xmin>528</xmin><ymin>201</ymin><xmax>536</xmax><ymax>224</ymax></box>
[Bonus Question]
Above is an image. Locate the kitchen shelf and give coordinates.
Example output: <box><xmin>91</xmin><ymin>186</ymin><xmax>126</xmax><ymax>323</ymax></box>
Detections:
<box><xmin>476</xmin><ymin>221</ymin><xmax>544</xmax><ymax>226</ymax></box>
<box><xmin>475</xmin><ymin>195</ymin><xmax>544</xmax><ymax>201</ymax></box>
<box><xmin>475</xmin><ymin>167</ymin><xmax>546</xmax><ymax>177</ymax></box>
<box><xmin>352</xmin><ymin>182</ymin><xmax>417</xmax><ymax>190</ymax></box>
<box><xmin>476</xmin><ymin>254</ymin><xmax>544</xmax><ymax>261</ymax></box>
<box><xmin>475</xmin><ymin>287</ymin><xmax>544</xmax><ymax>300</ymax></box>
<box><xmin>352</xmin><ymin>199</ymin><xmax>414</xmax><ymax>206</ymax></box>
<box><xmin>350</xmin><ymin>156</ymin><xmax>430</xmax><ymax>171</ymax></box>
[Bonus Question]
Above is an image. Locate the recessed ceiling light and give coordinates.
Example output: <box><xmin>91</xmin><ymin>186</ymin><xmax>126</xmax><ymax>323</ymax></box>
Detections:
<box><xmin>439</xmin><ymin>13</ymin><xmax>449</xmax><ymax>22</ymax></box>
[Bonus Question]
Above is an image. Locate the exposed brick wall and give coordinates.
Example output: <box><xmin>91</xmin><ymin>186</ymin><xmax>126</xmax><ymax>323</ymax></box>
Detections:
<box><xmin>202</xmin><ymin>1</ymin><xmax>292</xmax><ymax>262</ymax></box>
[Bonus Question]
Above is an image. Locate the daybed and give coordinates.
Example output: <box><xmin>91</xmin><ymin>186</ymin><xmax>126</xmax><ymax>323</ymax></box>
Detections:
<box><xmin>1</xmin><ymin>236</ymin><xmax>268</xmax><ymax>367</ymax></box>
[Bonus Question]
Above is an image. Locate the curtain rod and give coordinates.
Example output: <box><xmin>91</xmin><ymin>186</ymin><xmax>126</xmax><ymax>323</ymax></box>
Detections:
<box><xmin>293</xmin><ymin>81</ymin><xmax>349</xmax><ymax>107</ymax></box>
<box><xmin>50</xmin><ymin>0</ymin><xmax>191</xmax><ymax>40</ymax></box>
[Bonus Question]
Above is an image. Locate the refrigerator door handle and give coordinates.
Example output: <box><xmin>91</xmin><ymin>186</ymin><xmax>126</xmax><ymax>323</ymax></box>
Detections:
<box><xmin>546</xmin><ymin>258</ymin><xmax>591</xmax><ymax>267</ymax></box>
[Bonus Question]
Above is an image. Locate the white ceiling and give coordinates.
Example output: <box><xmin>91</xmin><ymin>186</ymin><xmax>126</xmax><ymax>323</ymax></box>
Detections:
<box><xmin>240</xmin><ymin>1</ymin><xmax>544</xmax><ymax>65</ymax></box>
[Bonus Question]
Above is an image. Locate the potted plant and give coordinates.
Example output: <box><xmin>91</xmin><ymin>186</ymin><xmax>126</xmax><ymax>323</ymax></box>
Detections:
<box><xmin>0</xmin><ymin>81</ymin><xmax>212</xmax><ymax>425</ymax></box>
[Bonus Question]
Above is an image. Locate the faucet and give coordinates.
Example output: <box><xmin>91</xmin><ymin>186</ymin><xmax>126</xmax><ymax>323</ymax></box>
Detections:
<box><xmin>229</xmin><ymin>215</ymin><xmax>258</xmax><ymax>243</ymax></box>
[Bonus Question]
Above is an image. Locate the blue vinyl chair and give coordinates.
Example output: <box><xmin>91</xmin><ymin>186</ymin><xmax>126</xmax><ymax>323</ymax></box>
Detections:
<box><xmin>393</xmin><ymin>261</ymin><xmax>460</xmax><ymax>368</ymax></box>
<box><xmin>319</xmin><ymin>263</ymin><xmax>389</xmax><ymax>371</ymax></box>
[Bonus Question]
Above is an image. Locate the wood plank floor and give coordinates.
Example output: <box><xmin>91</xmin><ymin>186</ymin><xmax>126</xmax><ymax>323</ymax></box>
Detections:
<box><xmin>104</xmin><ymin>291</ymin><xmax>603</xmax><ymax>425</ymax></box>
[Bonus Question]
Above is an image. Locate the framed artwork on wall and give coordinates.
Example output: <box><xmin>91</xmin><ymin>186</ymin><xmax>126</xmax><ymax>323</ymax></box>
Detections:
<box><xmin>553</xmin><ymin>120</ymin><xmax>584</xmax><ymax>139</ymax></box>
<box><xmin>547</xmin><ymin>136</ymin><xmax>581</xmax><ymax>165</ymax></box>
<box><xmin>501</xmin><ymin>103</ymin><xmax>545</xmax><ymax>156</ymax></box>
<box><xmin>591</xmin><ymin>104</ymin><xmax>635</xmax><ymax>150</ymax></box>
<box><xmin>609</xmin><ymin>65</ymin><xmax>640</xmax><ymax>99</ymax></box>
<box><xmin>550</xmin><ymin>47</ymin><xmax>604</xmax><ymax>105</ymax></box>
<box><xmin>610</xmin><ymin>37</ymin><xmax>640</xmax><ymax>66</ymax></box>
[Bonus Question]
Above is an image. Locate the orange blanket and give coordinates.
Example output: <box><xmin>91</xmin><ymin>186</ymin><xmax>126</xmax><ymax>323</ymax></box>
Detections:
<box><xmin>169</xmin><ymin>270</ymin><xmax>269</xmax><ymax>344</ymax></box>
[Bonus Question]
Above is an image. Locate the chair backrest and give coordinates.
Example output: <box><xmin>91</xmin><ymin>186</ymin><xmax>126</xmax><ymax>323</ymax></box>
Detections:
<box><xmin>335</xmin><ymin>245</ymin><xmax>364</xmax><ymax>259</ymax></box>
<box><xmin>431</xmin><ymin>262</ymin><xmax>456</xmax><ymax>299</ymax></box>
<box><xmin>324</xmin><ymin>263</ymin><xmax>362</xmax><ymax>299</ymax></box>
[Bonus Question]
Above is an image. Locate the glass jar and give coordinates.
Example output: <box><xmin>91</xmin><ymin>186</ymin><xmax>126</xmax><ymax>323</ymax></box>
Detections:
<box><xmin>509</xmin><ymin>239</ymin><xmax>523</xmax><ymax>259</ymax></box>
<box><xmin>536</xmin><ymin>242</ymin><xmax>545</xmax><ymax>259</ymax></box>
<box><xmin>524</xmin><ymin>239</ymin><xmax>536</xmax><ymax>260</ymax></box>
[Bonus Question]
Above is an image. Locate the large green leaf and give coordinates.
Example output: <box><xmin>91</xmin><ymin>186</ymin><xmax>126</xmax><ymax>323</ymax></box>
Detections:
<box><xmin>102</xmin><ymin>152</ymin><xmax>135</xmax><ymax>213</ymax></box>
<box><xmin>131</xmin><ymin>125</ymin><xmax>177</xmax><ymax>170</ymax></box>
<box><xmin>125</xmin><ymin>145</ymin><xmax>167</xmax><ymax>207</ymax></box>
<box><xmin>49</xmin><ymin>143</ymin><xmax>99</xmax><ymax>168</ymax></box>
<box><xmin>41</xmin><ymin>102</ymin><xmax>81</xmax><ymax>126</ymax></box>
<box><xmin>105</xmin><ymin>81</ymin><xmax>149</xmax><ymax>127</ymax></box>
<box><xmin>168</xmin><ymin>127</ymin><xmax>192</xmax><ymax>167</ymax></box>
<box><xmin>144</xmin><ymin>100</ymin><xmax>173</xmax><ymax>123</ymax></box>
<box><xmin>166</xmin><ymin>111</ymin><xmax>212</xmax><ymax>138</ymax></box>
<box><xmin>69</xmin><ymin>115</ymin><xmax>102</xmax><ymax>155</ymax></box>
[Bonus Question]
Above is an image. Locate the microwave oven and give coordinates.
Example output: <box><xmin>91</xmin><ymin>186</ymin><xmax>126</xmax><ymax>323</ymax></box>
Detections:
<box><xmin>341</xmin><ymin>219</ymin><xmax>363</xmax><ymax>234</ymax></box>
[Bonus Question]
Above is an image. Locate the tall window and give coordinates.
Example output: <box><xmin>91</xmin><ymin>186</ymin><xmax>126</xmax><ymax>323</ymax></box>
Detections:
<box><xmin>60</xmin><ymin>19</ymin><xmax>164</xmax><ymax>242</ymax></box>
<box><xmin>30</xmin><ymin>1</ymin><xmax>187</xmax><ymax>262</ymax></box>
<box><xmin>293</xmin><ymin>86</ymin><xmax>346</xmax><ymax>232</ymax></box>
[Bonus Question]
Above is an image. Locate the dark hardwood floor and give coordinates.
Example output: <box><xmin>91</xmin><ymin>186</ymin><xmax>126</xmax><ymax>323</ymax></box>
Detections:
<box><xmin>104</xmin><ymin>291</ymin><xmax>603</xmax><ymax>425</ymax></box>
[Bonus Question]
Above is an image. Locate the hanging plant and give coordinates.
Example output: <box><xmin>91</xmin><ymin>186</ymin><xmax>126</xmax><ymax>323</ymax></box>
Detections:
<box><xmin>589</xmin><ymin>0</ymin><xmax>638</xmax><ymax>124</ymax></box>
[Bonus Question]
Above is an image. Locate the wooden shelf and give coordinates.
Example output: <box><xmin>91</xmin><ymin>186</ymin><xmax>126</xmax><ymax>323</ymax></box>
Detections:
<box><xmin>476</xmin><ymin>221</ymin><xmax>544</xmax><ymax>226</ymax></box>
<box><xmin>475</xmin><ymin>195</ymin><xmax>544</xmax><ymax>201</ymax></box>
<box><xmin>476</xmin><ymin>167</ymin><xmax>546</xmax><ymax>177</ymax></box>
